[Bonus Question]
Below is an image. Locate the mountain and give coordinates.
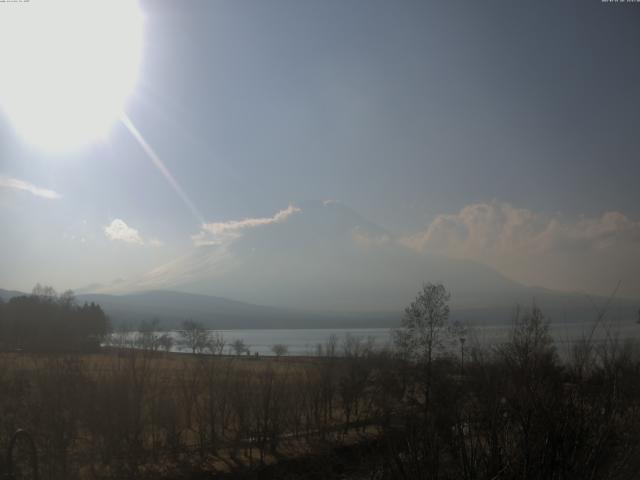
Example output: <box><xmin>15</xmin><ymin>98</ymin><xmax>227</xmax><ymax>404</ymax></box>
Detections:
<box><xmin>1</xmin><ymin>286</ymin><xmax>636</xmax><ymax>331</ymax></box>
<box><xmin>112</xmin><ymin>201</ymin><xmax>522</xmax><ymax>309</ymax></box>
<box><xmin>0</xmin><ymin>288</ymin><xmax>25</xmax><ymax>302</ymax></box>
<box><xmin>92</xmin><ymin>200</ymin><xmax>637</xmax><ymax>325</ymax></box>
<box><xmin>3</xmin><ymin>201</ymin><xmax>637</xmax><ymax>327</ymax></box>
<box><xmin>75</xmin><ymin>290</ymin><xmax>398</xmax><ymax>329</ymax></box>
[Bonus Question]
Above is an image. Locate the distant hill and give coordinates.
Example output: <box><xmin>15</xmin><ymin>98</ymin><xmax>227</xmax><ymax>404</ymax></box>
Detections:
<box><xmin>0</xmin><ymin>288</ymin><xmax>25</xmax><ymax>302</ymax></box>
<box><xmin>2</xmin><ymin>286</ymin><xmax>637</xmax><ymax>330</ymax></box>
<box><xmin>75</xmin><ymin>290</ymin><xmax>399</xmax><ymax>329</ymax></box>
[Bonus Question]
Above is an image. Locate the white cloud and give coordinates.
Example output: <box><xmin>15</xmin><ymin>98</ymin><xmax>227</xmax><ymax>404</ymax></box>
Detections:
<box><xmin>103</xmin><ymin>220</ymin><xmax>164</xmax><ymax>247</ymax></box>
<box><xmin>402</xmin><ymin>202</ymin><xmax>640</xmax><ymax>297</ymax></box>
<box><xmin>403</xmin><ymin>202</ymin><xmax>640</xmax><ymax>255</ymax></box>
<box><xmin>0</xmin><ymin>175</ymin><xmax>61</xmax><ymax>199</ymax></box>
<box><xmin>193</xmin><ymin>204</ymin><xmax>301</xmax><ymax>246</ymax></box>
<box><xmin>104</xmin><ymin>219</ymin><xmax>144</xmax><ymax>245</ymax></box>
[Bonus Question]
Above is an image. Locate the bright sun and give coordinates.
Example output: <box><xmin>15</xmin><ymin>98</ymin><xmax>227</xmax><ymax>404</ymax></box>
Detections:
<box><xmin>0</xmin><ymin>0</ymin><xmax>143</xmax><ymax>151</ymax></box>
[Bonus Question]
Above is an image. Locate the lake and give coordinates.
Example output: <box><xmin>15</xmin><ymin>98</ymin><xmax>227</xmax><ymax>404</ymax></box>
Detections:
<box><xmin>120</xmin><ymin>320</ymin><xmax>640</xmax><ymax>357</ymax></box>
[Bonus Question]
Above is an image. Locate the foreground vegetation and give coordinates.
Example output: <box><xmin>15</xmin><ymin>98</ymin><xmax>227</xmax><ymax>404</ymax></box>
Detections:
<box><xmin>1</xmin><ymin>284</ymin><xmax>639</xmax><ymax>479</ymax></box>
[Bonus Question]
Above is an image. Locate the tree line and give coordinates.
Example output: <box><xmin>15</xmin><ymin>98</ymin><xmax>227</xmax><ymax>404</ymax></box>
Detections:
<box><xmin>0</xmin><ymin>284</ymin><xmax>110</xmax><ymax>352</ymax></box>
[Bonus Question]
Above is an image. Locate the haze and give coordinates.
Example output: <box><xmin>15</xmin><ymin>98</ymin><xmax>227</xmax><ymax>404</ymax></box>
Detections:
<box><xmin>1</xmin><ymin>0</ymin><xmax>639</xmax><ymax>308</ymax></box>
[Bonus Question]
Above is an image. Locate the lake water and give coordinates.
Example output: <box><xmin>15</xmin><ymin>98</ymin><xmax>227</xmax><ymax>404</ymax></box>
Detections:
<box><xmin>121</xmin><ymin>321</ymin><xmax>640</xmax><ymax>357</ymax></box>
<box><xmin>147</xmin><ymin>328</ymin><xmax>392</xmax><ymax>356</ymax></box>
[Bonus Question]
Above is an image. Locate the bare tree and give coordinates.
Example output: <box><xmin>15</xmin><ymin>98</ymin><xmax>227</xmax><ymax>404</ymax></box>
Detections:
<box><xmin>179</xmin><ymin>319</ymin><xmax>210</xmax><ymax>354</ymax></box>
<box><xmin>271</xmin><ymin>344</ymin><xmax>289</xmax><ymax>357</ymax></box>
<box><xmin>314</xmin><ymin>334</ymin><xmax>338</xmax><ymax>357</ymax></box>
<box><xmin>450</xmin><ymin>320</ymin><xmax>468</xmax><ymax>374</ymax></box>
<box><xmin>394</xmin><ymin>283</ymin><xmax>451</xmax><ymax>366</ymax></box>
<box><xmin>136</xmin><ymin>318</ymin><xmax>161</xmax><ymax>352</ymax></box>
<box><xmin>205</xmin><ymin>331</ymin><xmax>226</xmax><ymax>355</ymax></box>
<box><xmin>231</xmin><ymin>338</ymin><xmax>247</xmax><ymax>356</ymax></box>
<box><xmin>394</xmin><ymin>282</ymin><xmax>452</xmax><ymax>433</ymax></box>
<box><xmin>107</xmin><ymin>321</ymin><xmax>134</xmax><ymax>350</ymax></box>
<box><xmin>157</xmin><ymin>333</ymin><xmax>174</xmax><ymax>353</ymax></box>
<box><xmin>32</xmin><ymin>283</ymin><xmax>58</xmax><ymax>301</ymax></box>
<box><xmin>499</xmin><ymin>304</ymin><xmax>556</xmax><ymax>372</ymax></box>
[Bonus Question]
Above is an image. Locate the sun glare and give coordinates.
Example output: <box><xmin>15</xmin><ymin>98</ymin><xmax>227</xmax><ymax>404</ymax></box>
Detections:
<box><xmin>0</xmin><ymin>0</ymin><xmax>143</xmax><ymax>151</ymax></box>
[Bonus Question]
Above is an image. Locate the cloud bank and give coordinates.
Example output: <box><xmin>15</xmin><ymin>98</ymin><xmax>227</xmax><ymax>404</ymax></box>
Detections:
<box><xmin>402</xmin><ymin>202</ymin><xmax>640</xmax><ymax>297</ymax></box>
<box><xmin>192</xmin><ymin>204</ymin><xmax>301</xmax><ymax>246</ymax></box>
<box><xmin>0</xmin><ymin>175</ymin><xmax>61</xmax><ymax>199</ymax></box>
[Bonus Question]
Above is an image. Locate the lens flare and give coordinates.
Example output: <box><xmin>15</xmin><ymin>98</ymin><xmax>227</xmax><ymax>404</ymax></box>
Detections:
<box><xmin>121</xmin><ymin>114</ymin><xmax>205</xmax><ymax>225</ymax></box>
<box><xmin>0</xmin><ymin>0</ymin><xmax>143</xmax><ymax>151</ymax></box>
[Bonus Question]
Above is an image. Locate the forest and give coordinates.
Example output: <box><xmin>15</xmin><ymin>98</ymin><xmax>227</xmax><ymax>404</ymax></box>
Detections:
<box><xmin>0</xmin><ymin>285</ymin><xmax>110</xmax><ymax>353</ymax></box>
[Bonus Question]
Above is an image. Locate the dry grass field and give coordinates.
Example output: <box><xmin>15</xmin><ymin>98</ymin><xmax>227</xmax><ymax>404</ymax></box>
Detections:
<box><xmin>0</xmin><ymin>347</ymin><xmax>386</xmax><ymax>479</ymax></box>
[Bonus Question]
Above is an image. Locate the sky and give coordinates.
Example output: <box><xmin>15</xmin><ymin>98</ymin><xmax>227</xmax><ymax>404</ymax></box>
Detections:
<box><xmin>1</xmin><ymin>0</ymin><xmax>639</xmax><ymax>299</ymax></box>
